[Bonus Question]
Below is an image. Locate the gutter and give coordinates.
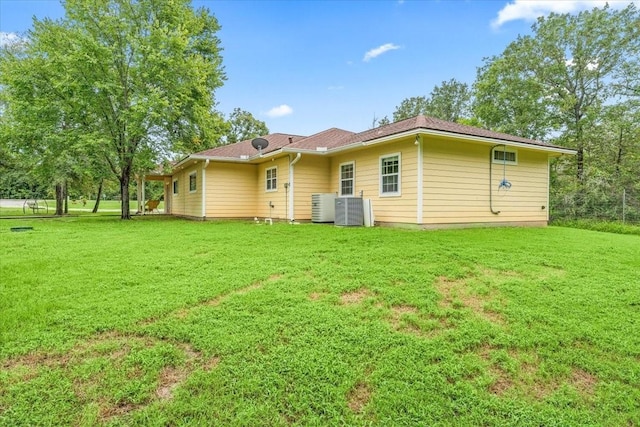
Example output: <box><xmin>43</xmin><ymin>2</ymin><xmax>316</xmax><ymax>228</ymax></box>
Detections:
<box><xmin>288</xmin><ymin>153</ymin><xmax>301</xmax><ymax>221</ymax></box>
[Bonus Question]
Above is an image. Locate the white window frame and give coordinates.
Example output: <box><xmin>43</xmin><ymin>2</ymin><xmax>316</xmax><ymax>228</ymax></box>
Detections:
<box><xmin>339</xmin><ymin>161</ymin><xmax>355</xmax><ymax>197</ymax></box>
<box><xmin>189</xmin><ymin>171</ymin><xmax>197</xmax><ymax>193</ymax></box>
<box><xmin>172</xmin><ymin>179</ymin><xmax>179</xmax><ymax>195</ymax></box>
<box><xmin>265</xmin><ymin>166</ymin><xmax>277</xmax><ymax>192</ymax></box>
<box><xmin>492</xmin><ymin>148</ymin><xmax>518</xmax><ymax>165</ymax></box>
<box><xmin>380</xmin><ymin>153</ymin><xmax>401</xmax><ymax>197</ymax></box>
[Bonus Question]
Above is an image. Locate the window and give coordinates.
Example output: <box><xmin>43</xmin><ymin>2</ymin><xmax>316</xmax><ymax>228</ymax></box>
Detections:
<box><xmin>173</xmin><ymin>179</ymin><xmax>179</xmax><ymax>195</ymax></box>
<box><xmin>189</xmin><ymin>172</ymin><xmax>197</xmax><ymax>192</ymax></box>
<box><xmin>266</xmin><ymin>167</ymin><xmax>277</xmax><ymax>192</ymax></box>
<box><xmin>340</xmin><ymin>162</ymin><xmax>355</xmax><ymax>196</ymax></box>
<box><xmin>493</xmin><ymin>148</ymin><xmax>517</xmax><ymax>165</ymax></box>
<box><xmin>380</xmin><ymin>154</ymin><xmax>401</xmax><ymax>196</ymax></box>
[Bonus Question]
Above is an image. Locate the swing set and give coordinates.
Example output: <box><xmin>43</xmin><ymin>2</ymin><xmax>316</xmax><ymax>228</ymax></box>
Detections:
<box><xmin>23</xmin><ymin>198</ymin><xmax>49</xmax><ymax>214</ymax></box>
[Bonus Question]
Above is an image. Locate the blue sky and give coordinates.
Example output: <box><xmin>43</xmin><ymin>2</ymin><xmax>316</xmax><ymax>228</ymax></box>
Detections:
<box><xmin>0</xmin><ymin>0</ymin><xmax>636</xmax><ymax>136</ymax></box>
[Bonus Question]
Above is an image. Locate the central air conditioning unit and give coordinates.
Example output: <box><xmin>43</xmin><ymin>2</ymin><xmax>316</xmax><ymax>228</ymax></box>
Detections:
<box><xmin>311</xmin><ymin>193</ymin><xmax>336</xmax><ymax>223</ymax></box>
<box><xmin>335</xmin><ymin>197</ymin><xmax>364</xmax><ymax>226</ymax></box>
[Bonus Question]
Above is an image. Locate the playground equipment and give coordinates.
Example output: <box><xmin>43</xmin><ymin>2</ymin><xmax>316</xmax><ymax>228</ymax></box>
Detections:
<box><xmin>23</xmin><ymin>199</ymin><xmax>48</xmax><ymax>214</ymax></box>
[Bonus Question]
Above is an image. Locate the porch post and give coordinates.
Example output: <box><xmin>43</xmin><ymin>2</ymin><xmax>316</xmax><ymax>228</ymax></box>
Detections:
<box><xmin>136</xmin><ymin>176</ymin><xmax>143</xmax><ymax>214</ymax></box>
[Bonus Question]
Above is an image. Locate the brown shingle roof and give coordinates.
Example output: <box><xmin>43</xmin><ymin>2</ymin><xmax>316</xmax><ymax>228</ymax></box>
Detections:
<box><xmin>342</xmin><ymin>115</ymin><xmax>558</xmax><ymax>148</ymax></box>
<box><xmin>185</xmin><ymin>115</ymin><xmax>570</xmax><ymax>162</ymax></box>
<box><xmin>194</xmin><ymin>133</ymin><xmax>306</xmax><ymax>158</ymax></box>
<box><xmin>288</xmin><ymin>128</ymin><xmax>355</xmax><ymax>150</ymax></box>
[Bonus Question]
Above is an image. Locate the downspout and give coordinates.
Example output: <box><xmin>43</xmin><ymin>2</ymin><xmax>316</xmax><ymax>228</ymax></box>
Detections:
<box><xmin>202</xmin><ymin>159</ymin><xmax>209</xmax><ymax>218</ymax></box>
<box><xmin>415</xmin><ymin>134</ymin><xmax>423</xmax><ymax>224</ymax></box>
<box><xmin>288</xmin><ymin>153</ymin><xmax>302</xmax><ymax>221</ymax></box>
<box><xmin>489</xmin><ymin>145</ymin><xmax>504</xmax><ymax>215</ymax></box>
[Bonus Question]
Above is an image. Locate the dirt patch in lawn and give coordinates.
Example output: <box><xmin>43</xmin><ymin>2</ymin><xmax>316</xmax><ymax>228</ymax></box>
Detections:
<box><xmin>477</xmin><ymin>346</ymin><xmax>597</xmax><ymax>400</ymax></box>
<box><xmin>435</xmin><ymin>273</ymin><xmax>507</xmax><ymax>326</ymax></box>
<box><xmin>570</xmin><ymin>368</ymin><xmax>597</xmax><ymax>396</ymax></box>
<box><xmin>488</xmin><ymin>367</ymin><xmax>514</xmax><ymax>396</ymax></box>
<box><xmin>2</xmin><ymin>330</ymin><xmax>219</xmax><ymax>424</ymax></box>
<box><xmin>347</xmin><ymin>381</ymin><xmax>371</xmax><ymax>413</ymax></box>
<box><xmin>340</xmin><ymin>289</ymin><xmax>372</xmax><ymax>305</ymax></box>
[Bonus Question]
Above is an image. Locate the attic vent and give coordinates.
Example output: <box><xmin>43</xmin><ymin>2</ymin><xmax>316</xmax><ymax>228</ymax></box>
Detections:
<box><xmin>316</xmin><ymin>147</ymin><xmax>327</xmax><ymax>152</ymax></box>
<box><xmin>240</xmin><ymin>155</ymin><xmax>249</xmax><ymax>160</ymax></box>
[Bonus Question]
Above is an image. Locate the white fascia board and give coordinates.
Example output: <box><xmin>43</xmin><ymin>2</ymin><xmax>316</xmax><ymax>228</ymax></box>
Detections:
<box><xmin>420</xmin><ymin>129</ymin><xmax>577</xmax><ymax>155</ymax></box>
<box><xmin>172</xmin><ymin>154</ymin><xmax>250</xmax><ymax>172</ymax></box>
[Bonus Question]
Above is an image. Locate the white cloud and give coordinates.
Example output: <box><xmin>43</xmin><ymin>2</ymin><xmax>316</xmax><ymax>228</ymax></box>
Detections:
<box><xmin>363</xmin><ymin>43</ymin><xmax>401</xmax><ymax>62</ymax></box>
<box><xmin>0</xmin><ymin>32</ymin><xmax>23</xmax><ymax>47</ymax></box>
<box><xmin>265</xmin><ymin>104</ymin><xmax>293</xmax><ymax>118</ymax></box>
<box><xmin>491</xmin><ymin>0</ymin><xmax>637</xmax><ymax>29</ymax></box>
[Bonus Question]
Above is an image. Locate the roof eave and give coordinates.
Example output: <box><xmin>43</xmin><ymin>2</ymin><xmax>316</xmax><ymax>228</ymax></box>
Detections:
<box><xmin>352</xmin><ymin>127</ymin><xmax>576</xmax><ymax>155</ymax></box>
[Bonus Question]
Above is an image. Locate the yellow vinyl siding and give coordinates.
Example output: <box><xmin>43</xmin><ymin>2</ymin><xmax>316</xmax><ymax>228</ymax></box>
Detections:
<box><xmin>330</xmin><ymin>138</ymin><xmax>418</xmax><ymax>223</ymax></box>
<box><xmin>205</xmin><ymin>163</ymin><xmax>257</xmax><ymax>218</ymax></box>
<box><xmin>170</xmin><ymin>164</ymin><xmax>202</xmax><ymax>217</ymax></box>
<box><xmin>423</xmin><ymin>138</ymin><xmax>549</xmax><ymax>224</ymax></box>
<box><xmin>293</xmin><ymin>156</ymin><xmax>331</xmax><ymax>220</ymax></box>
<box><xmin>256</xmin><ymin>156</ymin><xmax>289</xmax><ymax>219</ymax></box>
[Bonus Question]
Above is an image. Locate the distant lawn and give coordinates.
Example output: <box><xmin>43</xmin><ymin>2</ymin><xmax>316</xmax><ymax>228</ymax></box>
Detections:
<box><xmin>1</xmin><ymin>218</ymin><xmax>638</xmax><ymax>426</ymax></box>
<box><xmin>0</xmin><ymin>199</ymin><xmax>164</xmax><ymax>216</ymax></box>
<box><xmin>551</xmin><ymin>218</ymin><xmax>640</xmax><ymax>236</ymax></box>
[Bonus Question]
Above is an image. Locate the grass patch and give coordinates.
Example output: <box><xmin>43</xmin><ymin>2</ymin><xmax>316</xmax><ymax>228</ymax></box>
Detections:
<box><xmin>552</xmin><ymin>219</ymin><xmax>640</xmax><ymax>236</ymax></box>
<box><xmin>1</xmin><ymin>218</ymin><xmax>639</xmax><ymax>425</ymax></box>
<box><xmin>0</xmin><ymin>200</ymin><xmax>163</xmax><ymax>217</ymax></box>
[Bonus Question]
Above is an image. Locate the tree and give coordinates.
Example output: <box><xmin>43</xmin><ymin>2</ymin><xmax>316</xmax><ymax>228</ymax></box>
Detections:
<box><xmin>392</xmin><ymin>96</ymin><xmax>429</xmax><ymax>122</ymax></box>
<box><xmin>392</xmin><ymin>79</ymin><xmax>472</xmax><ymax>123</ymax></box>
<box><xmin>0</xmin><ymin>0</ymin><xmax>227</xmax><ymax>219</ymax></box>
<box><xmin>225</xmin><ymin>108</ymin><xmax>268</xmax><ymax>144</ymax></box>
<box><xmin>474</xmin><ymin>4</ymin><xmax>640</xmax><ymax>183</ymax></box>
<box><xmin>427</xmin><ymin>79</ymin><xmax>472</xmax><ymax>122</ymax></box>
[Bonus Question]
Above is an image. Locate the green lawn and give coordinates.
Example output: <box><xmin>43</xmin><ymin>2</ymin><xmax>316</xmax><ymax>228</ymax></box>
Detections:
<box><xmin>0</xmin><ymin>200</ymin><xmax>164</xmax><ymax>216</ymax></box>
<box><xmin>1</xmin><ymin>218</ymin><xmax>638</xmax><ymax>426</ymax></box>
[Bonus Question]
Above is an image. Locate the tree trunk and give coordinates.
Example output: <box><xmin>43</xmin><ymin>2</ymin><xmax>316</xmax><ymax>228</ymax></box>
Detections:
<box><xmin>120</xmin><ymin>169</ymin><xmax>131</xmax><ymax>220</ymax></box>
<box><xmin>63</xmin><ymin>180</ymin><xmax>68</xmax><ymax>214</ymax></box>
<box><xmin>615</xmin><ymin>128</ymin><xmax>623</xmax><ymax>177</ymax></box>
<box><xmin>55</xmin><ymin>182</ymin><xmax>64</xmax><ymax>215</ymax></box>
<box><xmin>92</xmin><ymin>179</ymin><xmax>104</xmax><ymax>213</ymax></box>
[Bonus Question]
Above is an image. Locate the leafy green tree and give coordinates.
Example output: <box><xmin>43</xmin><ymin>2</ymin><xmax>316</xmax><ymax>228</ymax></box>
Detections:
<box><xmin>225</xmin><ymin>108</ymin><xmax>268</xmax><ymax>144</ymax></box>
<box><xmin>377</xmin><ymin>116</ymin><xmax>391</xmax><ymax>127</ymax></box>
<box><xmin>0</xmin><ymin>0</ymin><xmax>227</xmax><ymax>219</ymax></box>
<box><xmin>392</xmin><ymin>79</ymin><xmax>472</xmax><ymax>122</ymax></box>
<box><xmin>473</xmin><ymin>47</ymin><xmax>552</xmax><ymax>141</ymax></box>
<box><xmin>392</xmin><ymin>96</ymin><xmax>429</xmax><ymax>122</ymax></box>
<box><xmin>427</xmin><ymin>79</ymin><xmax>472</xmax><ymax>122</ymax></box>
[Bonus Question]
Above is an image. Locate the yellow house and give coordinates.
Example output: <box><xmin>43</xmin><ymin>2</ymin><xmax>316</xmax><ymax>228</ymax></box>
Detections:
<box><xmin>162</xmin><ymin>115</ymin><xmax>575</xmax><ymax>228</ymax></box>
